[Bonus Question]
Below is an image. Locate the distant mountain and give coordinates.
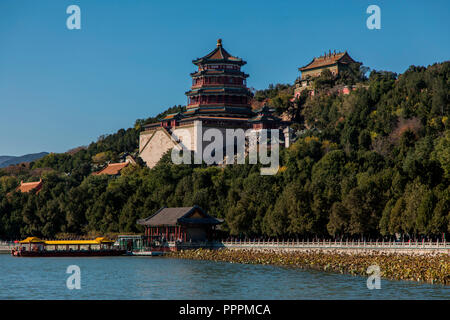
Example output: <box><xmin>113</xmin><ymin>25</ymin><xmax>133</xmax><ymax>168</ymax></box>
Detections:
<box><xmin>0</xmin><ymin>152</ymin><xmax>49</xmax><ymax>168</ymax></box>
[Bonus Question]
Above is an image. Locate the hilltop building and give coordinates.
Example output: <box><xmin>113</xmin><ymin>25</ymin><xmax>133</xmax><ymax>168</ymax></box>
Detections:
<box><xmin>139</xmin><ymin>39</ymin><xmax>290</xmax><ymax>168</ymax></box>
<box><xmin>16</xmin><ymin>179</ymin><xmax>43</xmax><ymax>194</ymax></box>
<box><xmin>294</xmin><ymin>51</ymin><xmax>361</xmax><ymax>97</ymax></box>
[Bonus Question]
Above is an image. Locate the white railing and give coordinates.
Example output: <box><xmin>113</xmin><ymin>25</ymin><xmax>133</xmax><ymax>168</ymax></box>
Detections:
<box><xmin>0</xmin><ymin>241</ymin><xmax>15</xmax><ymax>245</ymax></box>
<box><xmin>215</xmin><ymin>239</ymin><xmax>450</xmax><ymax>250</ymax></box>
<box><xmin>0</xmin><ymin>241</ymin><xmax>17</xmax><ymax>252</ymax></box>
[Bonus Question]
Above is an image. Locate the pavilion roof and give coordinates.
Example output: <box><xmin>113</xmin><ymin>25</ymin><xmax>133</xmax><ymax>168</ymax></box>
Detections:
<box><xmin>19</xmin><ymin>237</ymin><xmax>45</xmax><ymax>243</ymax></box>
<box><xmin>137</xmin><ymin>206</ymin><xmax>223</xmax><ymax>227</ymax></box>
<box><xmin>193</xmin><ymin>39</ymin><xmax>246</xmax><ymax>66</ymax></box>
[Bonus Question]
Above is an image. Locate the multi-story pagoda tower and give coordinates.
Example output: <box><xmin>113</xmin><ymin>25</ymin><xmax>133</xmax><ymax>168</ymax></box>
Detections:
<box><xmin>184</xmin><ymin>39</ymin><xmax>254</xmax><ymax>118</ymax></box>
<box><xmin>139</xmin><ymin>39</ymin><xmax>289</xmax><ymax>168</ymax></box>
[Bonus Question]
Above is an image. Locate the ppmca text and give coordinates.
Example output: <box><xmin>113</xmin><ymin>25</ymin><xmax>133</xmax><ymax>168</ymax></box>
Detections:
<box><xmin>179</xmin><ymin>304</ymin><xmax>271</xmax><ymax>317</ymax></box>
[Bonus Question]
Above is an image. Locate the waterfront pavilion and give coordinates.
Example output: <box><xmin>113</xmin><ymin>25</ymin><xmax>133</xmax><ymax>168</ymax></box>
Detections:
<box><xmin>137</xmin><ymin>206</ymin><xmax>223</xmax><ymax>246</ymax></box>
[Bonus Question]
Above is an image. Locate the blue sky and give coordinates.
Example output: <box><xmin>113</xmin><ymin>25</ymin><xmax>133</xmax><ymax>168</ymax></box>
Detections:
<box><xmin>0</xmin><ymin>0</ymin><xmax>449</xmax><ymax>156</ymax></box>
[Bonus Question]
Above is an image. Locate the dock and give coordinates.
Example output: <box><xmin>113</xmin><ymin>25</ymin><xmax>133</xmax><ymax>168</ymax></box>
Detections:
<box><xmin>126</xmin><ymin>251</ymin><xmax>164</xmax><ymax>256</ymax></box>
<box><xmin>0</xmin><ymin>245</ymin><xmax>12</xmax><ymax>254</ymax></box>
<box><xmin>0</xmin><ymin>242</ymin><xmax>13</xmax><ymax>254</ymax></box>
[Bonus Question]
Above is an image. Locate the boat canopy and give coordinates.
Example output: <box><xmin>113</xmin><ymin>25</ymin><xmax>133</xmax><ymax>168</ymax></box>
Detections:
<box><xmin>19</xmin><ymin>237</ymin><xmax>45</xmax><ymax>244</ymax></box>
<box><xmin>19</xmin><ymin>237</ymin><xmax>114</xmax><ymax>245</ymax></box>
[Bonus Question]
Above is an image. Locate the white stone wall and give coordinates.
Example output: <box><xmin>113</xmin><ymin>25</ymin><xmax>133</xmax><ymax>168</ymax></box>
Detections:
<box><xmin>139</xmin><ymin>129</ymin><xmax>177</xmax><ymax>168</ymax></box>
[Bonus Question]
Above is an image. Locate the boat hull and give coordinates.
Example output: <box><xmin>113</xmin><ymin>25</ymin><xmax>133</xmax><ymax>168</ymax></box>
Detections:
<box><xmin>11</xmin><ymin>249</ymin><xmax>126</xmax><ymax>257</ymax></box>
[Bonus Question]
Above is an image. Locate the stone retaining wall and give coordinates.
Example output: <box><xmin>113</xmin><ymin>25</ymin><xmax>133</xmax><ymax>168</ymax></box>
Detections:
<box><xmin>175</xmin><ymin>241</ymin><xmax>450</xmax><ymax>255</ymax></box>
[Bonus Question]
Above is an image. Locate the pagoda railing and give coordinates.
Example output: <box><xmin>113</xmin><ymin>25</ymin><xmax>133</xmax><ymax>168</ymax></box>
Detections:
<box><xmin>187</xmin><ymin>103</ymin><xmax>251</xmax><ymax>108</ymax></box>
<box><xmin>191</xmin><ymin>83</ymin><xmax>245</xmax><ymax>89</ymax></box>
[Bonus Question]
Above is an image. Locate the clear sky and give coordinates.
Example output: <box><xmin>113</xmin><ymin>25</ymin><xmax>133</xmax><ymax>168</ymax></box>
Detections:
<box><xmin>0</xmin><ymin>0</ymin><xmax>449</xmax><ymax>156</ymax></box>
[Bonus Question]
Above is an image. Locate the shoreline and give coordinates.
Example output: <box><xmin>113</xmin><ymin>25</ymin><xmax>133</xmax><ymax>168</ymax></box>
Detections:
<box><xmin>167</xmin><ymin>248</ymin><xmax>450</xmax><ymax>285</ymax></box>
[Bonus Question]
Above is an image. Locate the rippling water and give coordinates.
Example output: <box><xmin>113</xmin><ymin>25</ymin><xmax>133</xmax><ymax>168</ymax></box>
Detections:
<box><xmin>0</xmin><ymin>254</ymin><xmax>448</xmax><ymax>299</ymax></box>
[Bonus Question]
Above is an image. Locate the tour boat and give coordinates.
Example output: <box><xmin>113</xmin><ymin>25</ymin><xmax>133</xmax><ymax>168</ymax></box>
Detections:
<box><xmin>11</xmin><ymin>237</ymin><xmax>126</xmax><ymax>257</ymax></box>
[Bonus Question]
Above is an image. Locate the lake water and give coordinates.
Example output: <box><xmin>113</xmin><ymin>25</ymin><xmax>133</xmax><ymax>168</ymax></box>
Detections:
<box><xmin>0</xmin><ymin>254</ymin><xmax>448</xmax><ymax>299</ymax></box>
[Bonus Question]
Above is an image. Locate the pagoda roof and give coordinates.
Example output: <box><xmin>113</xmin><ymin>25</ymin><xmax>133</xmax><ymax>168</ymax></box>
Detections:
<box><xmin>299</xmin><ymin>51</ymin><xmax>360</xmax><ymax>71</ymax></box>
<box><xmin>186</xmin><ymin>87</ymin><xmax>252</xmax><ymax>96</ymax></box>
<box><xmin>191</xmin><ymin>69</ymin><xmax>249</xmax><ymax>78</ymax></box>
<box><xmin>137</xmin><ymin>206</ymin><xmax>223</xmax><ymax>227</ymax></box>
<box><xmin>193</xmin><ymin>39</ymin><xmax>246</xmax><ymax>66</ymax></box>
<box><xmin>183</xmin><ymin>106</ymin><xmax>253</xmax><ymax>116</ymax></box>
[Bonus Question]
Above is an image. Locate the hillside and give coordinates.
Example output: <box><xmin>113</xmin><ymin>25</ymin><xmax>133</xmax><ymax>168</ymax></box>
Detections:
<box><xmin>0</xmin><ymin>62</ymin><xmax>448</xmax><ymax>240</ymax></box>
<box><xmin>0</xmin><ymin>152</ymin><xmax>49</xmax><ymax>168</ymax></box>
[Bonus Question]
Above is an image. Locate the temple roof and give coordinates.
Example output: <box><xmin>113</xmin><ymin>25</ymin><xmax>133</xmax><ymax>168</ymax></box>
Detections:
<box><xmin>137</xmin><ymin>206</ymin><xmax>223</xmax><ymax>226</ymax></box>
<box><xmin>16</xmin><ymin>179</ymin><xmax>43</xmax><ymax>194</ymax></box>
<box><xmin>299</xmin><ymin>51</ymin><xmax>359</xmax><ymax>71</ymax></box>
<box><xmin>92</xmin><ymin>162</ymin><xmax>129</xmax><ymax>176</ymax></box>
<box><xmin>249</xmin><ymin>105</ymin><xmax>282</xmax><ymax>123</ymax></box>
<box><xmin>193</xmin><ymin>39</ymin><xmax>246</xmax><ymax>66</ymax></box>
